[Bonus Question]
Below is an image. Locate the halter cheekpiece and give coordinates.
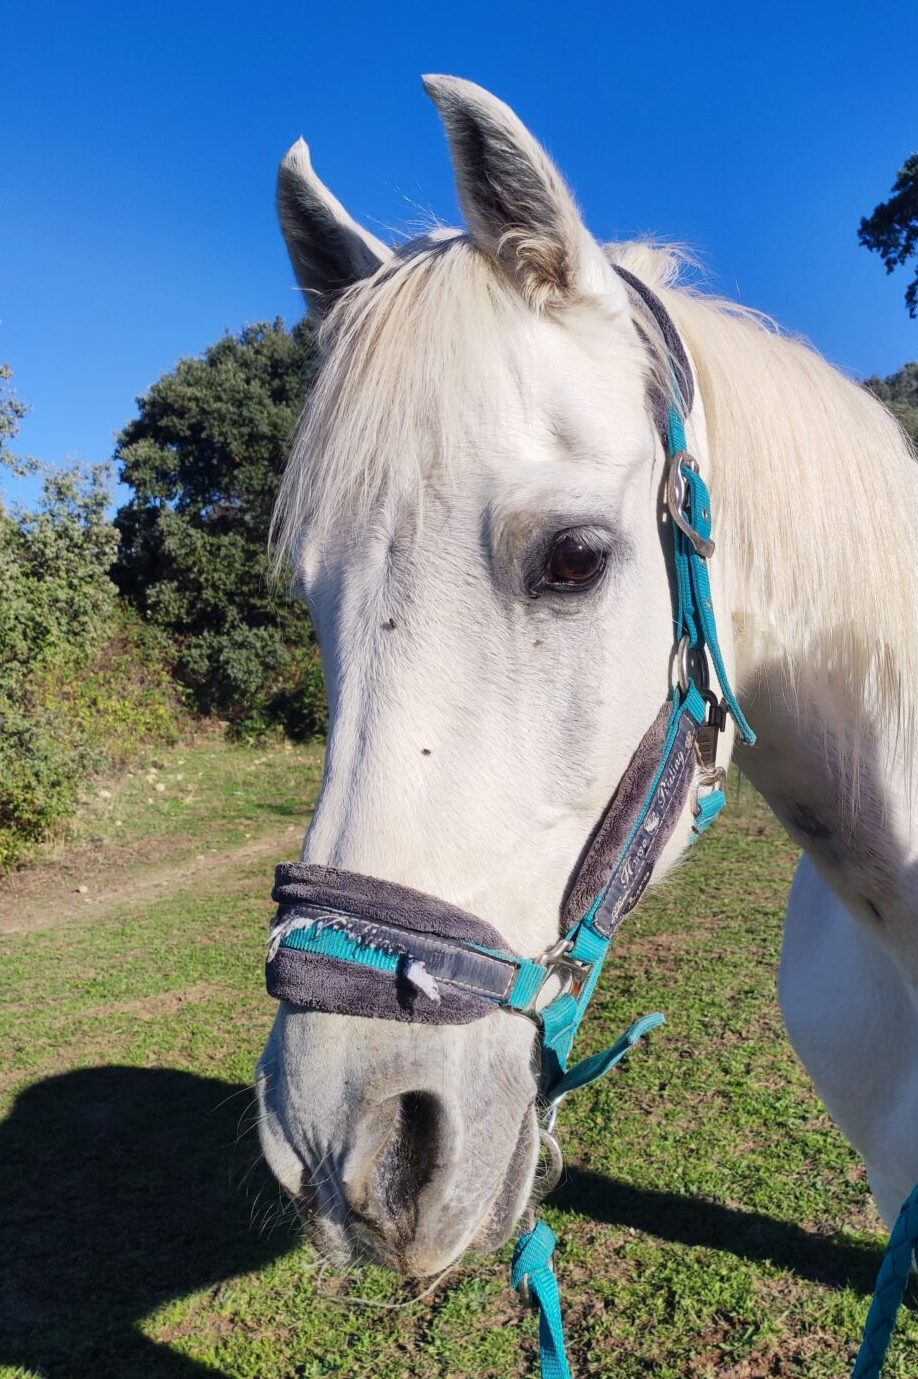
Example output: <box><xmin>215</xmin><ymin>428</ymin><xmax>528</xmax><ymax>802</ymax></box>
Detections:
<box><xmin>264</xmin><ymin>267</ymin><xmax>757</xmax><ymax>1379</ymax></box>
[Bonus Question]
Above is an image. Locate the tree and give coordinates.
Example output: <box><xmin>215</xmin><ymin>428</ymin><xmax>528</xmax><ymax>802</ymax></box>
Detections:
<box><xmin>859</xmin><ymin>155</ymin><xmax>918</xmax><ymax>318</ymax></box>
<box><xmin>0</xmin><ymin>362</ymin><xmax>33</xmax><ymax>482</ymax></box>
<box><xmin>865</xmin><ymin>362</ymin><xmax>918</xmax><ymax>451</ymax></box>
<box><xmin>114</xmin><ymin>319</ymin><xmax>325</xmax><ymax>735</ymax></box>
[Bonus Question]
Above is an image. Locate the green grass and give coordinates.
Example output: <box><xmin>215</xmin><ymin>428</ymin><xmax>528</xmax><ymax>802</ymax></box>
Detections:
<box><xmin>65</xmin><ymin>734</ymin><xmax>324</xmax><ymax>853</ymax></box>
<box><xmin>1</xmin><ymin>760</ymin><xmax>915</xmax><ymax>1378</ymax></box>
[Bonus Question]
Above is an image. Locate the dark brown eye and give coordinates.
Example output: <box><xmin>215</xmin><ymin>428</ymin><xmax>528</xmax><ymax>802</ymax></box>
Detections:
<box><xmin>543</xmin><ymin>531</ymin><xmax>606</xmax><ymax>590</ymax></box>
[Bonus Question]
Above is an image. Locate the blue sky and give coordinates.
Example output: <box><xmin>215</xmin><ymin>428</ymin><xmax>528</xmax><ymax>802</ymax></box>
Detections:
<box><xmin>4</xmin><ymin>1</ymin><xmax>917</xmax><ymax>508</ymax></box>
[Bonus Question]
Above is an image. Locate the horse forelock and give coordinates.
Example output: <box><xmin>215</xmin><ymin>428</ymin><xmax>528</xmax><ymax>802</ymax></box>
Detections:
<box><xmin>272</xmin><ymin>234</ymin><xmax>527</xmax><ymax>563</ymax></box>
<box><xmin>270</xmin><ymin>231</ymin><xmax>666</xmax><ymax>567</ymax></box>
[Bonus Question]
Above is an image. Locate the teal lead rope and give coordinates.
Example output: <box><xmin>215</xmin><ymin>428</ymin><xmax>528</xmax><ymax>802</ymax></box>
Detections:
<box><xmin>511</xmin><ymin>1223</ymin><xmax>572</xmax><ymax>1379</ymax></box>
<box><xmin>852</xmin><ymin>1183</ymin><xmax>918</xmax><ymax>1378</ymax></box>
<box><xmin>513</xmin><ymin>1015</ymin><xmax>666</xmax><ymax>1379</ymax></box>
<box><xmin>513</xmin><ymin>1135</ymin><xmax>918</xmax><ymax>1379</ymax></box>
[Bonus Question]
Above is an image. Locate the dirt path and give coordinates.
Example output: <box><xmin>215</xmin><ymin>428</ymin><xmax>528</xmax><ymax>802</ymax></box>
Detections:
<box><xmin>0</xmin><ymin>826</ymin><xmax>302</xmax><ymax>936</ymax></box>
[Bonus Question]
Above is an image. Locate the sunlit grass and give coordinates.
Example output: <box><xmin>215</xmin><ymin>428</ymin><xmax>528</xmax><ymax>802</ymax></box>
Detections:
<box><xmin>1</xmin><ymin>763</ymin><xmax>915</xmax><ymax>1377</ymax></box>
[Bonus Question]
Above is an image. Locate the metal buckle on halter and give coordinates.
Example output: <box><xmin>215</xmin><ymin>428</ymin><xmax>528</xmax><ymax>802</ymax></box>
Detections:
<box><xmin>692</xmin><ymin>766</ymin><xmax>728</xmax><ymax>830</ymax></box>
<box><xmin>676</xmin><ymin>635</ymin><xmax>728</xmax><ymax>815</ymax></box>
<box><xmin>531</xmin><ymin>938</ymin><xmax>591</xmax><ymax>1010</ymax></box>
<box><xmin>666</xmin><ymin>451</ymin><xmax>715</xmax><ymax>559</ymax></box>
<box><xmin>677</xmin><ymin>637</ymin><xmax>727</xmax><ymax>766</ymax></box>
<box><xmin>695</xmin><ymin>692</ymin><xmax>728</xmax><ymax>771</ymax></box>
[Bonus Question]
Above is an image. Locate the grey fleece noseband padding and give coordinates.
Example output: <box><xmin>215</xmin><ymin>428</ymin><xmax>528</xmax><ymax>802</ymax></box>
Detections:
<box><xmin>561</xmin><ymin>699</ymin><xmax>673</xmax><ymax>931</ymax></box>
<box><xmin>268</xmin><ymin>864</ymin><xmax>516</xmax><ymax>1023</ymax></box>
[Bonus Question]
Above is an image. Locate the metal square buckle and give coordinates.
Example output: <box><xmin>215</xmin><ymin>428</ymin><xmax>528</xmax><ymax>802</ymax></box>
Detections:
<box><xmin>692</xmin><ymin>766</ymin><xmax>727</xmax><ymax>817</ymax></box>
<box><xmin>549</xmin><ymin>955</ymin><xmax>591</xmax><ymax>1001</ymax></box>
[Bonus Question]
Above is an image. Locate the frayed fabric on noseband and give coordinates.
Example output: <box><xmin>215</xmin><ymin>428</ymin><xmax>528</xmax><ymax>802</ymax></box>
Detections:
<box><xmin>267</xmin><ymin>863</ymin><xmax>522</xmax><ymax>1024</ymax></box>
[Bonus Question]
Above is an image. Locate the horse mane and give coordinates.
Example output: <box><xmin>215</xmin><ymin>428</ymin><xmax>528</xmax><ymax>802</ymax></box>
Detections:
<box><xmin>610</xmin><ymin>242</ymin><xmax>918</xmax><ymax>752</ymax></box>
<box><xmin>273</xmin><ymin>232</ymin><xmax>918</xmax><ymax>751</ymax></box>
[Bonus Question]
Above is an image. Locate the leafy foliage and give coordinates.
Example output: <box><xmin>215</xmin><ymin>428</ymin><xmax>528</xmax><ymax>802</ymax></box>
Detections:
<box><xmin>859</xmin><ymin>155</ymin><xmax>918</xmax><ymax>318</ymax></box>
<box><xmin>0</xmin><ymin>430</ymin><xmax>182</xmax><ymax>869</ymax></box>
<box><xmin>0</xmin><ymin>362</ymin><xmax>32</xmax><ymax>477</ymax></box>
<box><xmin>114</xmin><ymin>320</ymin><xmax>325</xmax><ymax>735</ymax></box>
<box><xmin>864</xmin><ymin>362</ymin><xmax>918</xmax><ymax>451</ymax></box>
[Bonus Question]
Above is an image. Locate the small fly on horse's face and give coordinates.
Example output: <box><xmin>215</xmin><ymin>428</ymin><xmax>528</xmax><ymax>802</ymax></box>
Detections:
<box><xmin>256</xmin><ymin>77</ymin><xmax>714</xmax><ymax>1274</ymax></box>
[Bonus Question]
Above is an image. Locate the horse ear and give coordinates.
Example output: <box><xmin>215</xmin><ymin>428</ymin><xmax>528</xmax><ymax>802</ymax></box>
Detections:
<box><xmin>422</xmin><ymin>75</ymin><xmax>616</xmax><ymax>311</ymax></box>
<box><xmin>277</xmin><ymin>138</ymin><xmax>392</xmax><ymax>319</ymax></box>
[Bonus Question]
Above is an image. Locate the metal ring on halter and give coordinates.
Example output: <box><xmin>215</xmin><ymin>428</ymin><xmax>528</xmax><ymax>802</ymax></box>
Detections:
<box><xmin>538</xmin><ymin>1127</ymin><xmax>565</xmax><ymax>1196</ymax></box>
<box><xmin>516</xmin><ymin>1121</ymin><xmax>564</xmax><ymax>1309</ymax></box>
<box><xmin>666</xmin><ymin>451</ymin><xmax>716</xmax><ymax>559</ymax></box>
<box><xmin>542</xmin><ymin>1097</ymin><xmax>563</xmax><ymax>1138</ymax></box>
<box><xmin>517</xmin><ymin>1246</ymin><xmax>556</xmax><ymax>1310</ymax></box>
<box><xmin>541</xmin><ymin>937</ymin><xmax>573</xmax><ymax>966</ymax></box>
<box><xmin>535</xmin><ymin>1098</ymin><xmax>565</xmax><ymax>1200</ymax></box>
<box><xmin>676</xmin><ymin>633</ymin><xmax>711</xmax><ymax>695</ymax></box>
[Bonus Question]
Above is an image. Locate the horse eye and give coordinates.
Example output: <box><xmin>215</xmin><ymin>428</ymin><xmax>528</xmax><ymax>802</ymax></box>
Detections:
<box><xmin>542</xmin><ymin>531</ymin><xmax>606</xmax><ymax>590</ymax></box>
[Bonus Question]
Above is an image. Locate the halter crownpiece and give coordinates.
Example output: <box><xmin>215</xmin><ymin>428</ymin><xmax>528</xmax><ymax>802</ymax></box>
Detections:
<box><xmin>264</xmin><ymin>267</ymin><xmax>756</xmax><ymax>1379</ymax></box>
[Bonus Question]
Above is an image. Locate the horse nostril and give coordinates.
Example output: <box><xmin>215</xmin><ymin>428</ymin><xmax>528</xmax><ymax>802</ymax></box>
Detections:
<box><xmin>387</xmin><ymin>1091</ymin><xmax>441</xmax><ymax>1210</ymax></box>
<box><xmin>346</xmin><ymin>1090</ymin><xmax>445</xmax><ymax>1242</ymax></box>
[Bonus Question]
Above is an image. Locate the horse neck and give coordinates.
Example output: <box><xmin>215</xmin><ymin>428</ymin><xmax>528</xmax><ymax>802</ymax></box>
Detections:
<box><xmin>687</xmin><ymin>305</ymin><xmax>918</xmax><ymax>979</ymax></box>
<box><xmin>737</xmin><ymin>662</ymin><xmax>918</xmax><ymax>970</ymax></box>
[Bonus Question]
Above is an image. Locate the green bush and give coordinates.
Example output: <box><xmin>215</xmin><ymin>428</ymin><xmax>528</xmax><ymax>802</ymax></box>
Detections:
<box><xmin>0</xmin><ymin>461</ymin><xmax>183</xmax><ymax>870</ymax></box>
<box><xmin>865</xmin><ymin>361</ymin><xmax>918</xmax><ymax>450</ymax></box>
<box><xmin>0</xmin><ymin>327</ymin><xmax>328</xmax><ymax>871</ymax></box>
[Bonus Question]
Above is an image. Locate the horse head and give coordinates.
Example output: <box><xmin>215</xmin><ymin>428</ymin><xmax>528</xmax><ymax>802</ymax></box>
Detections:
<box><xmin>256</xmin><ymin>76</ymin><xmax>731</xmax><ymax>1277</ymax></box>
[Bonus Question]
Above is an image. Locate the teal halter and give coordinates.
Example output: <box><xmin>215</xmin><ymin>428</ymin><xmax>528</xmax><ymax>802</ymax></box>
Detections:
<box><xmin>500</xmin><ymin>396</ymin><xmax>753</xmax><ymax>1379</ymax></box>
<box><xmin>267</xmin><ymin>395</ymin><xmax>751</xmax><ymax>1035</ymax></box>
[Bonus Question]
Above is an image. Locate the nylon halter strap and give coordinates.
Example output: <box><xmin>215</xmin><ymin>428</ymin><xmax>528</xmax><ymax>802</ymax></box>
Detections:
<box><xmin>264</xmin><ymin>270</ymin><xmax>756</xmax><ymax>1379</ymax></box>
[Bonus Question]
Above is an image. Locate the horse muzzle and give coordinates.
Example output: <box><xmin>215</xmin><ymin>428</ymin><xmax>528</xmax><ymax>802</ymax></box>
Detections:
<box><xmin>256</xmin><ymin>997</ymin><xmax>541</xmax><ymax>1276</ymax></box>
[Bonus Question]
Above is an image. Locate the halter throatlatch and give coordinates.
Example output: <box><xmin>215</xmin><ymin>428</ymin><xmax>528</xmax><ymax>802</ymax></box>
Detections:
<box><xmin>264</xmin><ymin>268</ymin><xmax>756</xmax><ymax>1379</ymax></box>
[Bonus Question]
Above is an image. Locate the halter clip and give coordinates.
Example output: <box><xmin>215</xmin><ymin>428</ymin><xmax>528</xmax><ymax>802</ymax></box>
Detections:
<box><xmin>526</xmin><ymin>938</ymin><xmax>591</xmax><ymax>1012</ymax></box>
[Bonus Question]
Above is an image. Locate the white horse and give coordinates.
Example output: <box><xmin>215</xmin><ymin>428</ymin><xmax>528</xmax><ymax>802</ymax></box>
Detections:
<box><xmin>257</xmin><ymin>75</ymin><xmax>918</xmax><ymax>1277</ymax></box>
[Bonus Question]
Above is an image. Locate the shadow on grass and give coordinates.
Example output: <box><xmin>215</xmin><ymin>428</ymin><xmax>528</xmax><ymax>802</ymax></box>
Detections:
<box><xmin>0</xmin><ymin>1067</ymin><xmax>298</xmax><ymax>1379</ymax></box>
<box><xmin>554</xmin><ymin>1166</ymin><xmax>883</xmax><ymax>1294</ymax></box>
<box><xmin>0</xmin><ymin>1072</ymin><xmax>887</xmax><ymax>1378</ymax></box>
